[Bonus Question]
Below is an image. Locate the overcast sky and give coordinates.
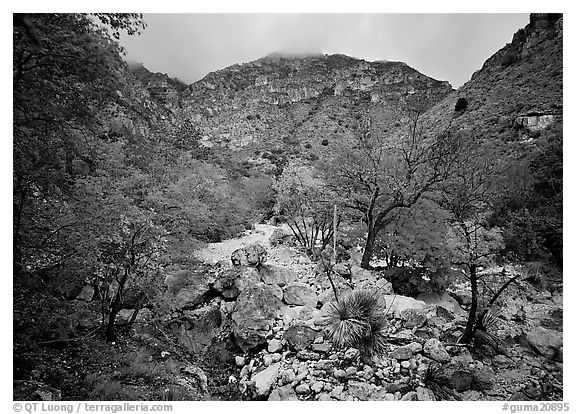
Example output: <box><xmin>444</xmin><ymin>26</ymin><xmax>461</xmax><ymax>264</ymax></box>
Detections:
<box><xmin>122</xmin><ymin>14</ymin><xmax>529</xmax><ymax>89</ymax></box>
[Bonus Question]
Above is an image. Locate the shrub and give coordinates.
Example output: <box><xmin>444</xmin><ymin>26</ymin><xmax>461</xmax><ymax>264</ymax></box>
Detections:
<box><xmin>325</xmin><ymin>289</ymin><xmax>388</xmax><ymax>359</ymax></box>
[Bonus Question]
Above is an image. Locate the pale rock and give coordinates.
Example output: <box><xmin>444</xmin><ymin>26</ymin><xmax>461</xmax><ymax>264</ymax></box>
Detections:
<box><xmin>268</xmin><ymin>338</ymin><xmax>283</xmax><ymax>353</ymax></box>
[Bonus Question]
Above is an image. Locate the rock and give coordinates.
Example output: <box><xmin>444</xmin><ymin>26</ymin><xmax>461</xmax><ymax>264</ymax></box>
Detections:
<box><xmin>461</xmin><ymin>390</ymin><xmax>482</xmax><ymax>401</ymax></box>
<box><xmin>311</xmin><ymin>381</ymin><xmax>324</xmax><ymax>393</ymax></box>
<box><xmin>173</xmin><ymin>305</ymin><xmax>223</xmax><ymax>354</ymax></box>
<box><xmin>526</xmin><ymin>326</ymin><xmax>563</xmax><ymax>361</ymax></box>
<box><xmin>390</xmin><ymin>346</ymin><xmax>413</xmax><ymax>361</ymax></box>
<box><xmin>401</xmin><ymin>391</ymin><xmax>418</xmax><ymax>401</ymax></box>
<box><xmin>76</xmin><ymin>284</ymin><xmax>95</xmax><ymax>301</ymax></box>
<box><xmin>451</xmin><ymin>290</ymin><xmax>472</xmax><ymax>307</ymax></box>
<box><xmin>269</xmin><ymin>228</ymin><xmax>291</xmax><ymax>246</ymax></box>
<box><xmin>400</xmin><ymin>308</ymin><xmax>428</xmax><ymax>329</ymax></box>
<box><xmin>212</xmin><ymin>266</ymin><xmax>260</xmax><ymax>299</ymax></box>
<box><xmin>297</xmin><ymin>351</ymin><xmax>321</xmax><ymax>361</ymax></box>
<box><xmin>268</xmin><ymin>338</ymin><xmax>283</xmax><ymax>353</ymax></box>
<box><xmin>407</xmin><ymin>342</ymin><xmax>423</xmax><ymax>353</ymax></box>
<box><xmin>263</xmin><ymin>355</ymin><xmax>273</xmax><ymax>366</ymax></box>
<box><xmin>284</xmin><ymin>324</ymin><xmax>322</xmax><ymax>351</ymax></box>
<box><xmin>252</xmin><ymin>363</ymin><xmax>280</xmax><ymax>396</ymax></box>
<box><xmin>400</xmin><ymin>361</ymin><xmax>410</xmax><ymax>369</ymax></box>
<box><xmin>334</xmin><ymin>369</ymin><xmax>347</xmax><ymax>380</ymax></box>
<box><xmin>231</xmin><ymin>243</ymin><xmax>267</xmax><ymax>267</ymax></box>
<box><xmin>316</xmin><ymin>360</ymin><xmax>334</xmax><ymax>371</ymax></box>
<box><xmin>449</xmin><ymin>370</ymin><xmax>474</xmax><ymax>392</ymax></box>
<box><xmin>312</xmin><ymin>343</ymin><xmax>331</xmax><ymax>353</ymax></box>
<box><xmin>235</xmin><ymin>356</ymin><xmax>246</xmax><ymax>367</ymax></box>
<box><xmin>375</xmin><ymin>278</ymin><xmax>394</xmax><ymax>294</ymax></box>
<box><xmin>416</xmin><ymin>386</ymin><xmax>435</xmax><ymax>401</ymax></box>
<box><xmin>345</xmin><ymin>366</ymin><xmax>357</xmax><ymax>376</ymax></box>
<box><xmin>181</xmin><ymin>365</ymin><xmax>208</xmax><ymax>394</ymax></box>
<box><xmin>280</xmin><ymin>369</ymin><xmax>296</xmax><ymax>384</ymax></box>
<box><xmin>351</xmin><ymin>265</ymin><xmax>375</xmax><ymax>282</ymax></box>
<box><xmin>258</xmin><ymin>264</ymin><xmax>297</xmax><ymax>286</ymax></box>
<box><xmin>383</xmin><ymin>294</ymin><xmax>427</xmax><ymax>317</ymax></box>
<box><xmin>472</xmin><ymin>366</ymin><xmax>494</xmax><ymax>391</ymax></box>
<box><xmin>271</xmin><ymin>353</ymin><xmax>282</xmax><ymax>363</ymax></box>
<box><xmin>331</xmin><ymin>385</ymin><xmax>345</xmax><ymax>398</ymax></box>
<box><xmin>423</xmin><ymin>338</ymin><xmax>450</xmax><ymax>363</ymax></box>
<box><xmin>268</xmin><ymin>384</ymin><xmax>298</xmax><ymax>401</ymax></box>
<box><xmin>231</xmin><ymin>283</ymin><xmax>286</xmax><ymax>352</ymax></box>
<box><xmin>344</xmin><ymin>347</ymin><xmax>361</xmax><ymax>360</ymax></box>
<box><xmin>269</xmin><ymin>284</ymin><xmax>283</xmax><ymax>300</ymax></box>
<box><xmin>29</xmin><ymin>385</ymin><xmax>62</xmax><ymax>401</ymax></box>
<box><xmin>295</xmin><ymin>383</ymin><xmax>310</xmax><ymax>394</ymax></box>
<box><xmin>347</xmin><ymin>380</ymin><xmax>372</xmax><ymax>400</ymax></box>
<box><xmin>417</xmin><ymin>292</ymin><xmax>467</xmax><ymax>317</ymax></box>
<box><xmin>283</xmin><ymin>282</ymin><xmax>319</xmax><ymax>306</ymax></box>
<box><xmin>165</xmin><ymin>269</ymin><xmax>212</xmax><ymax>310</ymax></box>
<box><xmin>317</xmin><ymin>393</ymin><xmax>332</xmax><ymax>401</ymax></box>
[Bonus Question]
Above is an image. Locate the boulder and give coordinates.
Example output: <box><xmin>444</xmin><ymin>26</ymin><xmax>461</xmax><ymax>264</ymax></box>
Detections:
<box><xmin>269</xmin><ymin>228</ymin><xmax>293</xmax><ymax>246</ymax></box>
<box><xmin>417</xmin><ymin>292</ymin><xmax>466</xmax><ymax>317</ymax></box>
<box><xmin>252</xmin><ymin>363</ymin><xmax>280</xmax><ymax>396</ymax></box>
<box><xmin>390</xmin><ymin>346</ymin><xmax>413</xmax><ymax>361</ymax></box>
<box><xmin>284</xmin><ymin>324</ymin><xmax>322</xmax><ymax>351</ymax></box>
<box><xmin>423</xmin><ymin>338</ymin><xmax>450</xmax><ymax>363</ymax></box>
<box><xmin>172</xmin><ymin>305</ymin><xmax>223</xmax><ymax>354</ymax></box>
<box><xmin>268</xmin><ymin>339</ymin><xmax>283</xmax><ymax>353</ymax></box>
<box><xmin>212</xmin><ymin>266</ymin><xmax>260</xmax><ymax>299</ymax></box>
<box><xmin>258</xmin><ymin>264</ymin><xmax>297</xmax><ymax>287</ymax></box>
<box><xmin>347</xmin><ymin>380</ymin><xmax>372</xmax><ymax>400</ymax></box>
<box><xmin>231</xmin><ymin>283</ymin><xmax>286</xmax><ymax>352</ymax></box>
<box><xmin>76</xmin><ymin>284</ymin><xmax>95</xmax><ymax>301</ymax></box>
<box><xmin>400</xmin><ymin>308</ymin><xmax>428</xmax><ymax>329</ymax></box>
<box><xmin>283</xmin><ymin>282</ymin><xmax>318</xmax><ymax>306</ymax></box>
<box><xmin>231</xmin><ymin>243</ymin><xmax>267</xmax><ymax>267</ymax></box>
<box><xmin>383</xmin><ymin>295</ymin><xmax>427</xmax><ymax>318</ymax></box>
<box><xmin>268</xmin><ymin>384</ymin><xmax>298</xmax><ymax>401</ymax></box>
<box><xmin>526</xmin><ymin>326</ymin><xmax>563</xmax><ymax>361</ymax></box>
<box><xmin>165</xmin><ymin>269</ymin><xmax>212</xmax><ymax>310</ymax></box>
<box><xmin>416</xmin><ymin>386</ymin><xmax>435</xmax><ymax>401</ymax></box>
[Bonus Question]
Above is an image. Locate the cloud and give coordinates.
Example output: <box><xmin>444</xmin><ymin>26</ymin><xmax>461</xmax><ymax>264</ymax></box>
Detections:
<box><xmin>120</xmin><ymin>13</ymin><xmax>529</xmax><ymax>88</ymax></box>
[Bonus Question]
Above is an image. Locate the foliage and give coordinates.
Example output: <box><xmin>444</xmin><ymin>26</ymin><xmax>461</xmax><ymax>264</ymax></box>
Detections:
<box><xmin>374</xmin><ymin>198</ymin><xmax>450</xmax><ymax>270</ymax></box>
<box><xmin>325</xmin><ymin>290</ymin><xmax>388</xmax><ymax>359</ymax></box>
<box><xmin>318</xmin><ymin>99</ymin><xmax>464</xmax><ymax>268</ymax></box>
<box><xmin>275</xmin><ymin>161</ymin><xmax>338</xmax><ymax>254</ymax></box>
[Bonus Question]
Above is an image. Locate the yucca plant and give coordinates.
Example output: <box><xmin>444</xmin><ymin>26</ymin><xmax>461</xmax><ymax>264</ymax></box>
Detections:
<box><xmin>325</xmin><ymin>289</ymin><xmax>388</xmax><ymax>359</ymax></box>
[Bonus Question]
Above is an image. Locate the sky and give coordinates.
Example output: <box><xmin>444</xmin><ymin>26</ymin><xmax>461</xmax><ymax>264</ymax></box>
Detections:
<box><xmin>119</xmin><ymin>13</ymin><xmax>530</xmax><ymax>89</ymax></box>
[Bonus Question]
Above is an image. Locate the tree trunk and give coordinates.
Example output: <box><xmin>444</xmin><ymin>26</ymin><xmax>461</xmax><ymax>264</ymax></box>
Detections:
<box><xmin>460</xmin><ymin>264</ymin><xmax>478</xmax><ymax>343</ymax></box>
<box><xmin>360</xmin><ymin>223</ymin><xmax>378</xmax><ymax>269</ymax></box>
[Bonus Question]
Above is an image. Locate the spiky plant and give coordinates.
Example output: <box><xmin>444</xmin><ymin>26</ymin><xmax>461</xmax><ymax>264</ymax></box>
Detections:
<box><xmin>325</xmin><ymin>289</ymin><xmax>388</xmax><ymax>358</ymax></box>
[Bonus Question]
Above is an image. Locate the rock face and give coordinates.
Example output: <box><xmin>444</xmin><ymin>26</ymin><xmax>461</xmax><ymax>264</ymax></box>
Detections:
<box><xmin>526</xmin><ymin>326</ymin><xmax>563</xmax><ymax>361</ymax></box>
<box><xmin>283</xmin><ymin>282</ymin><xmax>319</xmax><ymax>306</ymax></box>
<box><xmin>258</xmin><ymin>264</ymin><xmax>297</xmax><ymax>286</ymax></box>
<box><xmin>231</xmin><ymin>283</ymin><xmax>286</xmax><ymax>351</ymax></box>
<box><xmin>231</xmin><ymin>243</ymin><xmax>268</xmax><ymax>267</ymax></box>
<box><xmin>212</xmin><ymin>266</ymin><xmax>260</xmax><ymax>299</ymax></box>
